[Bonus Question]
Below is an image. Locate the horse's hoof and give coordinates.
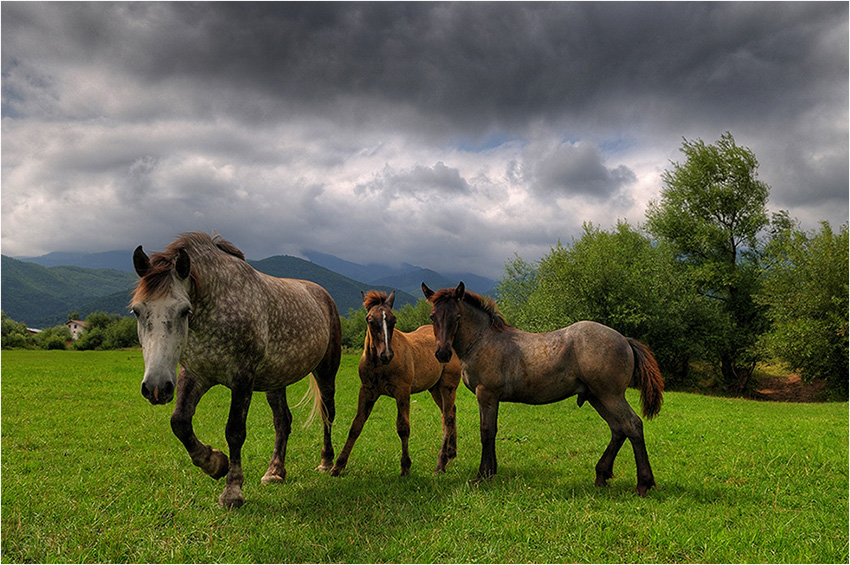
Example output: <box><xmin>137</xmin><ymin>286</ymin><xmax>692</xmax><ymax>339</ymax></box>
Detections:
<box><xmin>329</xmin><ymin>465</ymin><xmax>344</xmax><ymax>477</ymax></box>
<box><xmin>208</xmin><ymin>450</ymin><xmax>229</xmax><ymax>480</ymax></box>
<box><xmin>218</xmin><ymin>486</ymin><xmax>244</xmax><ymax>509</ymax></box>
<box><xmin>316</xmin><ymin>463</ymin><xmax>332</xmax><ymax>472</ymax></box>
<box><xmin>595</xmin><ymin>477</ymin><xmax>609</xmax><ymax>487</ymax></box>
<box><xmin>635</xmin><ymin>482</ymin><xmax>655</xmax><ymax>497</ymax></box>
<box><xmin>261</xmin><ymin>472</ymin><xmax>285</xmax><ymax>485</ymax></box>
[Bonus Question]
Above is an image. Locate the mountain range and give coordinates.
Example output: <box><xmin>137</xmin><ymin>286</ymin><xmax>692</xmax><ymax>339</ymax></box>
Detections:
<box><xmin>3</xmin><ymin>250</ymin><xmax>496</xmax><ymax>328</ymax></box>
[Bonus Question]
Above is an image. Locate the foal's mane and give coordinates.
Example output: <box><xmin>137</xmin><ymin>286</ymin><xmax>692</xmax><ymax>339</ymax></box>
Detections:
<box><xmin>432</xmin><ymin>288</ymin><xmax>512</xmax><ymax>332</ymax></box>
<box><xmin>362</xmin><ymin>290</ymin><xmax>391</xmax><ymax>310</ymax></box>
<box><xmin>131</xmin><ymin>232</ymin><xmax>245</xmax><ymax>304</ymax></box>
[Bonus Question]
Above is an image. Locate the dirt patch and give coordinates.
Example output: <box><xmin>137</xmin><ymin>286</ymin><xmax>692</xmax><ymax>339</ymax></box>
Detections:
<box><xmin>751</xmin><ymin>374</ymin><xmax>827</xmax><ymax>403</ymax></box>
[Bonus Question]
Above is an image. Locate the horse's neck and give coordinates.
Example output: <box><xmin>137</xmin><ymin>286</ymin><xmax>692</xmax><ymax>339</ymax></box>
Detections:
<box><xmin>455</xmin><ymin>303</ymin><xmax>495</xmax><ymax>359</ymax></box>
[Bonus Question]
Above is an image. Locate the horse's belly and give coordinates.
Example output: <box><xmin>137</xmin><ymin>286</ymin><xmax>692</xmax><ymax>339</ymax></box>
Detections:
<box><xmin>500</xmin><ymin>370</ymin><xmax>584</xmax><ymax>405</ymax></box>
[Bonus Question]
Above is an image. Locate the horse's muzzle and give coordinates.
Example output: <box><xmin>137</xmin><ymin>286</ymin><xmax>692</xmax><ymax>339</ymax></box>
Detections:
<box><xmin>141</xmin><ymin>380</ymin><xmax>175</xmax><ymax>405</ymax></box>
<box><xmin>380</xmin><ymin>350</ymin><xmax>394</xmax><ymax>364</ymax></box>
<box><xmin>435</xmin><ymin>347</ymin><xmax>454</xmax><ymax>364</ymax></box>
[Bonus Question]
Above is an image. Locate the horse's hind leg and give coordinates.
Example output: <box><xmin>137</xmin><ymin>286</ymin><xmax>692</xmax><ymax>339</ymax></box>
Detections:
<box><xmin>312</xmin><ymin>354</ymin><xmax>339</xmax><ymax>472</ymax></box>
<box><xmin>330</xmin><ymin>386</ymin><xmax>378</xmax><ymax>476</ymax></box>
<box><xmin>261</xmin><ymin>388</ymin><xmax>292</xmax><ymax>485</ymax></box>
<box><xmin>589</xmin><ymin>394</ymin><xmax>655</xmax><ymax>496</ymax></box>
<box><xmin>170</xmin><ymin>368</ymin><xmax>229</xmax><ymax>480</ymax></box>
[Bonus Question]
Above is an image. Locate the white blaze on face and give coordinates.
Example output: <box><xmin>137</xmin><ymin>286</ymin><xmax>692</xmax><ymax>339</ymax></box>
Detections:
<box><xmin>382</xmin><ymin>311</ymin><xmax>389</xmax><ymax>353</ymax></box>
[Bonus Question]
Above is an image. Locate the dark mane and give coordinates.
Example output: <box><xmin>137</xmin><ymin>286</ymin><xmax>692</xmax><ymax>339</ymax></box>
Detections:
<box><xmin>131</xmin><ymin>232</ymin><xmax>245</xmax><ymax>304</ymax></box>
<box><xmin>362</xmin><ymin>290</ymin><xmax>390</xmax><ymax>310</ymax></box>
<box><xmin>432</xmin><ymin>288</ymin><xmax>511</xmax><ymax>332</ymax></box>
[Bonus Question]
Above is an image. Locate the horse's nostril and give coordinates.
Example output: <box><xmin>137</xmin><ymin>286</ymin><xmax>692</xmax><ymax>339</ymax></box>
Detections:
<box><xmin>161</xmin><ymin>381</ymin><xmax>174</xmax><ymax>398</ymax></box>
<box><xmin>141</xmin><ymin>382</ymin><xmax>151</xmax><ymax>399</ymax></box>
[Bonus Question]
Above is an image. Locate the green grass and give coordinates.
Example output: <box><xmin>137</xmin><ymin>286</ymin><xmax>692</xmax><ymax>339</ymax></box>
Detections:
<box><xmin>2</xmin><ymin>350</ymin><xmax>847</xmax><ymax>563</ymax></box>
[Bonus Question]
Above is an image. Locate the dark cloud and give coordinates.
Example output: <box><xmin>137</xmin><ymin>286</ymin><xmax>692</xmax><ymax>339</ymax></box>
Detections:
<box><xmin>530</xmin><ymin>142</ymin><xmax>637</xmax><ymax>200</ymax></box>
<box><xmin>1</xmin><ymin>2</ymin><xmax>846</xmax><ymax>278</ymax></box>
<box><xmin>356</xmin><ymin>162</ymin><xmax>470</xmax><ymax>200</ymax></box>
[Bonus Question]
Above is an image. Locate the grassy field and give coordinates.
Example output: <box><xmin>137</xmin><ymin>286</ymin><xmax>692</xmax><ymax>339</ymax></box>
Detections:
<box><xmin>2</xmin><ymin>350</ymin><xmax>847</xmax><ymax>563</ymax></box>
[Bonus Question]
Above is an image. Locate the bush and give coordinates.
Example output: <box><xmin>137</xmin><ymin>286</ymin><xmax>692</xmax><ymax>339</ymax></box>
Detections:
<box><xmin>2</xmin><ymin>312</ymin><xmax>32</xmax><ymax>349</ymax></box>
<box><xmin>758</xmin><ymin>221</ymin><xmax>849</xmax><ymax>398</ymax></box>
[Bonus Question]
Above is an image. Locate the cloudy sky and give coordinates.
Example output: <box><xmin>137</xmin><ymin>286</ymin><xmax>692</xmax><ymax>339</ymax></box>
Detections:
<box><xmin>2</xmin><ymin>2</ymin><xmax>847</xmax><ymax>279</ymax></box>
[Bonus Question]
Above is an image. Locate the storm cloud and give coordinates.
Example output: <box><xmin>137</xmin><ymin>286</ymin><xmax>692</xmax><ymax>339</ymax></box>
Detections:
<box><xmin>2</xmin><ymin>2</ymin><xmax>846</xmax><ymax>279</ymax></box>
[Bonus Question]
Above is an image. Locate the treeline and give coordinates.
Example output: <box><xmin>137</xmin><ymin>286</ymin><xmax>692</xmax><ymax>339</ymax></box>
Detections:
<box><xmin>498</xmin><ymin>134</ymin><xmax>848</xmax><ymax>399</ymax></box>
<box><xmin>1</xmin><ymin>311</ymin><xmax>139</xmax><ymax>351</ymax></box>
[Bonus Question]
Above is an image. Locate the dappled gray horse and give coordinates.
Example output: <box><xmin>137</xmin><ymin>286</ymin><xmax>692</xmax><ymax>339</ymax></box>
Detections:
<box><xmin>423</xmin><ymin>282</ymin><xmax>664</xmax><ymax>496</ymax></box>
<box><xmin>131</xmin><ymin>232</ymin><xmax>341</xmax><ymax>508</ymax></box>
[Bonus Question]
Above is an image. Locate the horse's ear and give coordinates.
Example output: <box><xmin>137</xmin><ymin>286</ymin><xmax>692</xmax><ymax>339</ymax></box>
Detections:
<box><xmin>386</xmin><ymin>290</ymin><xmax>396</xmax><ymax>309</ymax></box>
<box><xmin>133</xmin><ymin>246</ymin><xmax>150</xmax><ymax>278</ymax></box>
<box><xmin>455</xmin><ymin>281</ymin><xmax>465</xmax><ymax>300</ymax></box>
<box><xmin>361</xmin><ymin>291</ymin><xmax>368</xmax><ymax>309</ymax></box>
<box><xmin>175</xmin><ymin>248</ymin><xmax>191</xmax><ymax>280</ymax></box>
<box><xmin>422</xmin><ymin>282</ymin><xmax>435</xmax><ymax>300</ymax></box>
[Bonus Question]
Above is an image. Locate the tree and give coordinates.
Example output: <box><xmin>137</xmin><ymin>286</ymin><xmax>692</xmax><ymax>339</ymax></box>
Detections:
<box><xmin>758</xmin><ymin>219</ymin><xmax>849</xmax><ymax>398</ymax></box>
<box><xmin>646</xmin><ymin>132</ymin><xmax>771</xmax><ymax>392</ymax></box>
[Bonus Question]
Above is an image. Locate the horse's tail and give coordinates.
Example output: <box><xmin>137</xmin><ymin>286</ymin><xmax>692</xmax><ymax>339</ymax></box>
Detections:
<box><xmin>298</xmin><ymin>374</ymin><xmax>326</xmax><ymax>428</ymax></box>
<box><xmin>627</xmin><ymin>338</ymin><xmax>664</xmax><ymax>420</ymax></box>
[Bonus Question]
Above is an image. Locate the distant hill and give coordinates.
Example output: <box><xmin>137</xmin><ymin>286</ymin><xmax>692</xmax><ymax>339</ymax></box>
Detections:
<box><xmin>0</xmin><ymin>255</ymin><xmax>138</xmax><ymax>327</ymax></box>
<box><xmin>1</xmin><ymin>254</ymin><xmax>419</xmax><ymax>328</ymax></box>
<box><xmin>304</xmin><ymin>251</ymin><xmax>497</xmax><ymax>296</ymax></box>
<box><xmin>16</xmin><ymin>250</ymin><xmax>134</xmax><ymax>272</ymax></box>
<box><xmin>3</xmin><ymin>248</ymin><xmax>497</xmax><ymax>328</ymax></box>
<box><xmin>247</xmin><ymin>255</ymin><xmax>418</xmax><ymax>314</ymax></box>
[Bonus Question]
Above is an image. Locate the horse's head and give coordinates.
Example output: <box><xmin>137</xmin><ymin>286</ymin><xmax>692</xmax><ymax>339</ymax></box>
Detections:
<box><xmin>362</xmin><ymin>290</ymin><xmax>397</xmax><ymax>364</ymax></box>
<box><xmin>422</xmin><ymin>281</ymin><xmax>465</xmax><ymax>363</ymax></box>
<box><xmin>131</xmin><ymin>245</ymin><xmax>193</xmax><ymax>405</ymax></box>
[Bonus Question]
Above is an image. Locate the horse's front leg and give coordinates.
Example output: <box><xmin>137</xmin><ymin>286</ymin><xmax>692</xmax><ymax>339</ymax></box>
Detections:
<box><xmin>261</xmin><ymin>388</ymin><xmax>291</xmax><ymax>485</ymax></box>
<box><xmin>429</xmin><ymin>381</ymin><xmax>458</xmax><ymax>472</ymax></box>
<box><xmin>396</xmin><ymin>392</ymin><xmax>413</xmax><ymax>476</ymax></box>
<box><xmin>330</xmin><ymin>386</ymin><xmax>378</xmax><ymax>476</ymax></box>
<box><xmin>218</xmin><ymin>378</ymin><xmax>254</xmax><ymax>509</ymax></box>
<box><xmin>475</xmin><ymin>385</ymin><xmax>500</xmax><ymax>481</ymax></box>
<box><xmin>170</xmin><ymin>368</ymin><xmax>228</xmax><ymax>479</ymax></box>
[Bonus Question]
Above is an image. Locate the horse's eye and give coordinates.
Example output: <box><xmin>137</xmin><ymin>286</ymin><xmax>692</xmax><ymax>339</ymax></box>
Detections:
<box><xmin>131</xmin><ymin>307</ymin><xmax>140</xmax><ymax>318</ymax></box>
<box><xmin>180</xmin><ymin>307</ymin><xmax>192</xmax><ymax>319</ymax></box>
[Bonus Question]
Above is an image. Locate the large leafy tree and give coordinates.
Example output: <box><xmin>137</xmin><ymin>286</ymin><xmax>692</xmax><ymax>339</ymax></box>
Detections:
<box><xmin>758</xmin><ymin>219</ymin><xmax>849</xmax><ymax>398</ymax></box>
<box><xmin>646</xmin><ymin>132</ymin><xmax>770</xmax><ymax>391</ymax></box>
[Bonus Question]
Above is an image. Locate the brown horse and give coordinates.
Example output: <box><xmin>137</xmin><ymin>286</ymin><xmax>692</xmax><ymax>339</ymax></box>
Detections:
<box><xmin>330</xmin><ymin>290</ymin><xmax>463</xmax><ymax>477</ymax></box>
<box><xmin>423</xmin><ymin>282</ymin><xmax>664</xmax><ymax>496</ymax></box>
<box><xmin>131</xmin><ymin>232</ymin><xmax>341</xmax><ymax>508</ymax></box>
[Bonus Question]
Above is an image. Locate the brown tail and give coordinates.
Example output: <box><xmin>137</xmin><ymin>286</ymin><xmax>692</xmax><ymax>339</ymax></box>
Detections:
<box><xmin>627</xmin><ymin>338</ymin><xmax>664</xmax><ymax>420</ymax></box>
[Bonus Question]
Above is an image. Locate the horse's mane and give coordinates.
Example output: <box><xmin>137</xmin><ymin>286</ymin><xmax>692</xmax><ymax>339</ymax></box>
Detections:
<box><xmin>431</xmin><ymin>288</ymin><xmax>512</xmax><ymax>332</ymax></box>
<box><xmin>363</xmin><ymin>290</ymin><xmax>391</xmax><ymax>310</ymax></box>
<box><xmin>131</xmin><ymin>232</ymin><xmax>245</xmax><ymax>304</ymax></box>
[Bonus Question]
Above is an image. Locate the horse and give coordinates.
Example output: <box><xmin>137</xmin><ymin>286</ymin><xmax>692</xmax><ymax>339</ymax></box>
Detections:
<box><xmin>330</xmin><ymin>290</ymin><xmax>463</xmax><ymax>477</ymax></box>
<box><xmin>422</xmin><ymin>282</ymin><xmax>664</xmax><ymax>497</ymax></box>
<box><xmin>130</xmin><ymin>232</ymin><xmax>341</xmax><ymax>508</ymax></box>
